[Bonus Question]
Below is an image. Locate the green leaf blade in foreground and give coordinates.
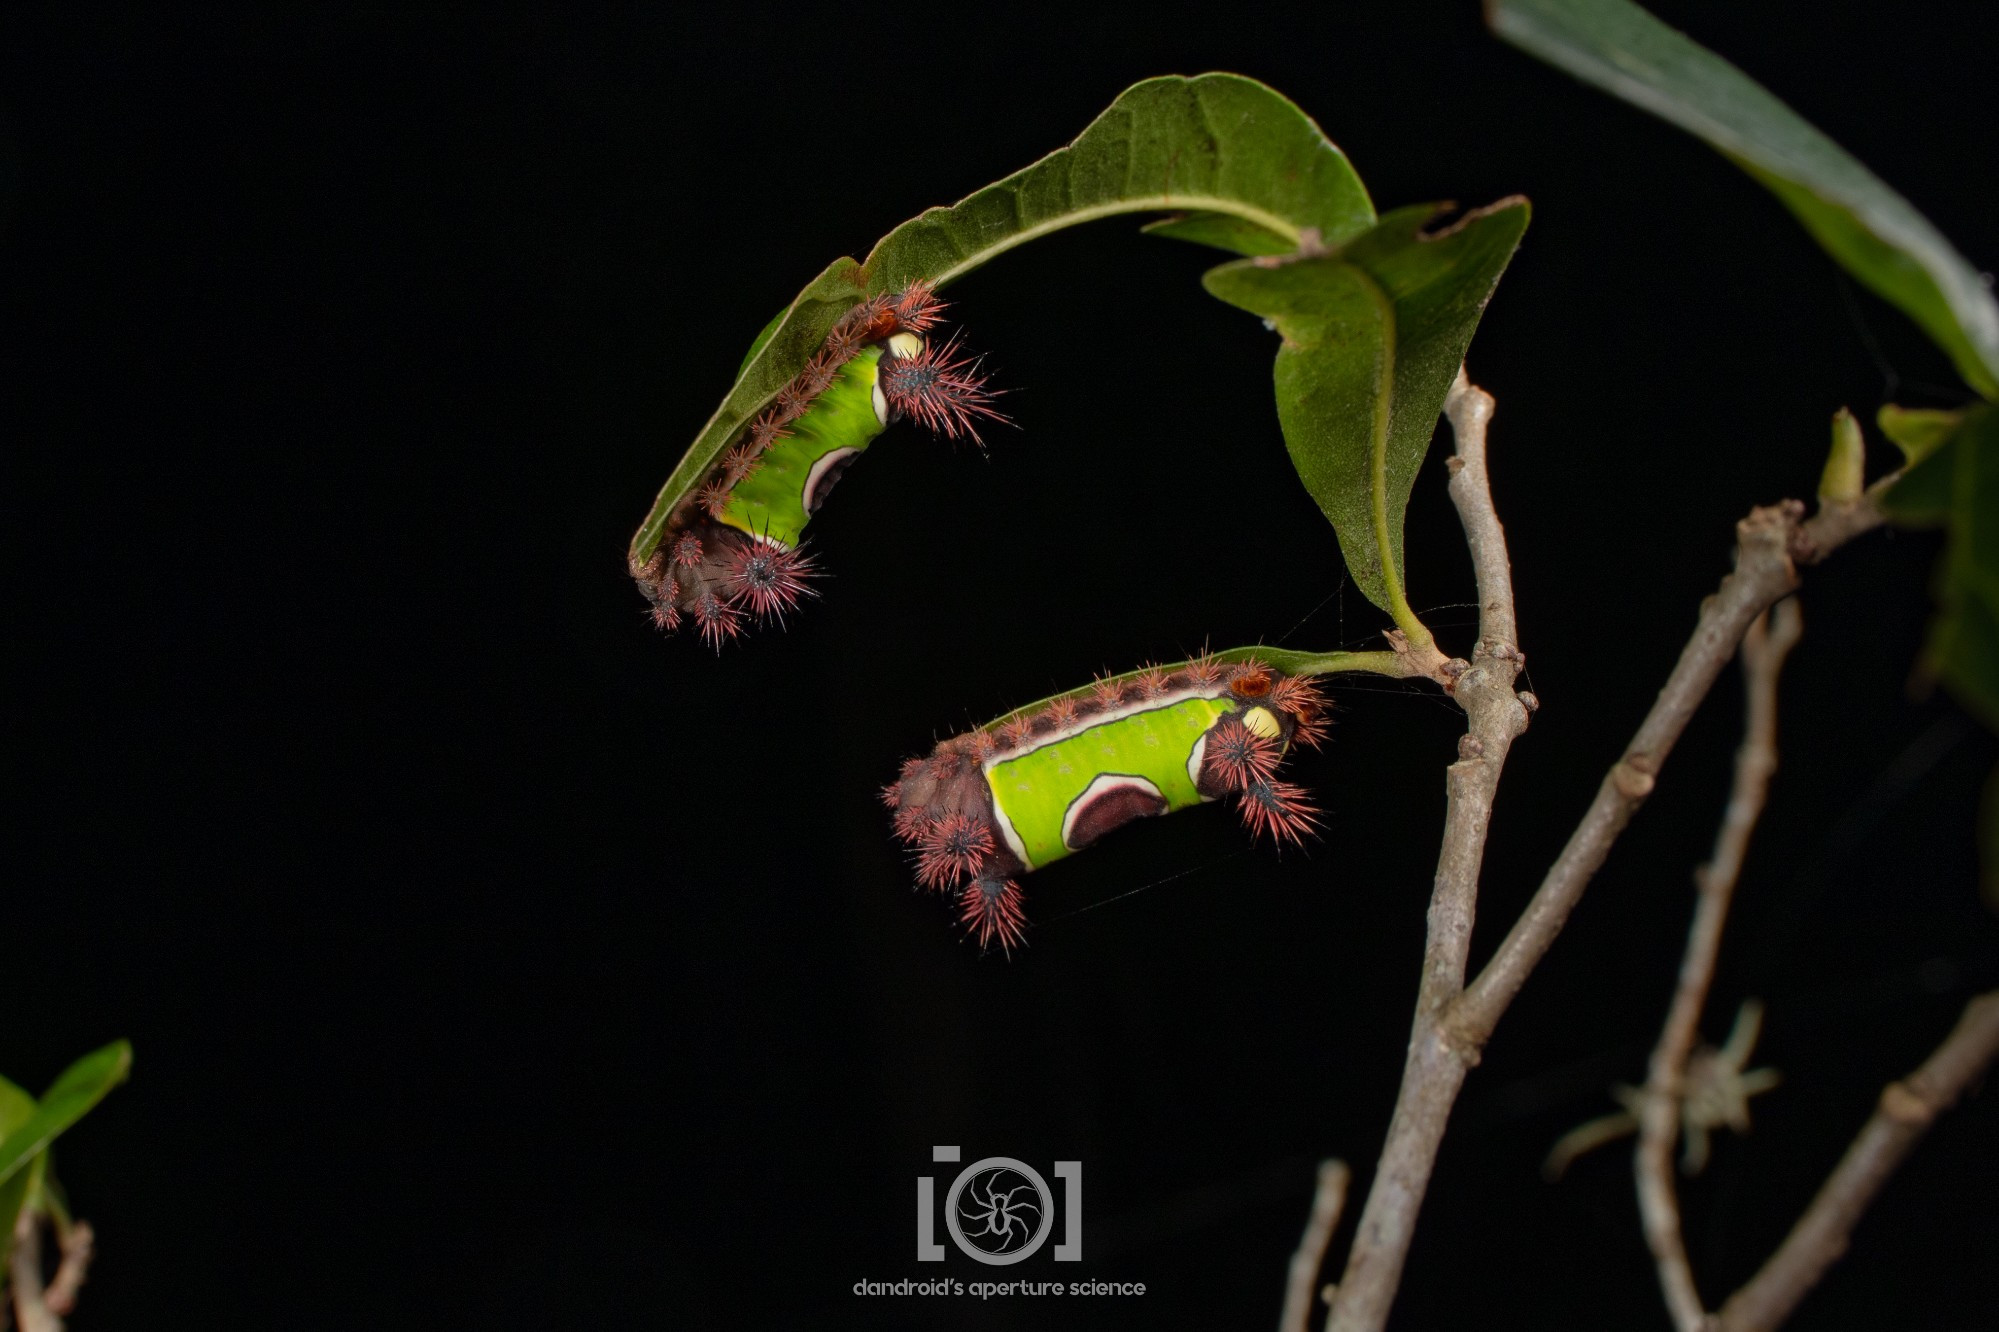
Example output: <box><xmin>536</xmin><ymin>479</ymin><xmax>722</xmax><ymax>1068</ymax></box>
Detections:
<box><xmin>1203</xmin><ymin>200</ymin><xmax>1530</xmax><ymax>626</ymax></box>
<box><xmin>0</xmin><ymin>1041</ymin><xmax>132</xmax><ymax>1191</ymax></box>
<box><xmin>1488</xmin><ymin>0</ymin><xmax>1999</xmax><ymax>400</ymax></box>
<box><xmin>630</xmin><ymin>73</ymin><xmax>1376</xmax><ymax>567</ymax></box>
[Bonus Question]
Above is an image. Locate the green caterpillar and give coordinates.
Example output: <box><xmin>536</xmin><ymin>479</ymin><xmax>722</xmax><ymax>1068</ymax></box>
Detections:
<box><xmin>885</xmin><ymin>654</ymin><xmax>1329</xmax><ymax>951</ymax></box>
<box><xmin>633</xmin><ymin>284</ymin><xmax>1001</xmax><ymax>649</ymax></box>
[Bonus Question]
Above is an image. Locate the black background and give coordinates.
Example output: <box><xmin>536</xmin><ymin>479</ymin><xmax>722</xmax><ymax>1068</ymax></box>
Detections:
<box><xmin>4</xmin><ymin>4</ymin><xmax>1996</xmax><ymax>1328</ymax></box>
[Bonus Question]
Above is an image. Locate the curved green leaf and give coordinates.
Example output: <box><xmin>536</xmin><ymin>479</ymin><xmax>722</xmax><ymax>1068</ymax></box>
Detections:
<box><xmin>1488</xmin><ymin>0</ymin><xmax>1999</xmax><ymax>399</ymax></box>
<box><xmin>1202</xmin><ymin>200</ymin><xmax>1530</xmax><ymax>629</ymax></box>
<box><xmin>0</xmin><ymin>1041</ymin><xmax>131</xmax><ymax>1191</ymax></box>
<box><xmin>631</xmin><ymin>73</ymin><xmax>1377</xmax><ymax>567</ymax></box>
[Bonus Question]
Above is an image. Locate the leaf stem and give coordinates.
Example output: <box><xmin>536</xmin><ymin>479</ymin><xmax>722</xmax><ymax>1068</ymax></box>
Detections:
<box><xmin>1262</xmin><ymin>650</ymin><xmax>1419</xmax><ymax>679</ymax></box>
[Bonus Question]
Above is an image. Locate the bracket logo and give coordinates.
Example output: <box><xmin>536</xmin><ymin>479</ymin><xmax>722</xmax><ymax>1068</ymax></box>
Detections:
<box><xmin>917</xmin><ymin>1146</ymin><xmax>1081</xmax><ymax>1265</ymax></box>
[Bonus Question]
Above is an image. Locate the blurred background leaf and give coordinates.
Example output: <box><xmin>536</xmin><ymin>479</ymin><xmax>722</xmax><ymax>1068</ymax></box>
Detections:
<box><xmin>1490</xmin><ymin>0</ymin><xmax>1999</xmax><ymax>899</ymax></box>
<box><xmin>0</xmin><ymin>1041</ymin><xmax>132</xmax><ymax>1191</ymax></box>
<box><xmin>1487</xmin><ymin>0</ymin><xmax>1999</xmax><ymax>399</ymax></box>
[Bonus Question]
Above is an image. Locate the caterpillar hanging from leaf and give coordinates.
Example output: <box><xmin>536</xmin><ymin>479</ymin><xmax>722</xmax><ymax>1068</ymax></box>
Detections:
<box><xmin>885</xmin><ymin>654</ymin><xmax>1331</xmax><ymax>953</ymax></box>
<box><xmin>632</xmin><ymin>283</ymin><xmax>1004</xmax><ymax>649</ymax></box>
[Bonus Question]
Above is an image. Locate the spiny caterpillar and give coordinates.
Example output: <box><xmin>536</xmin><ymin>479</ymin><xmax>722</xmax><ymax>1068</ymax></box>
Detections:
<box><xmin>634</xmin><ymin>283</ymin><xmax>1002</xmax><ymax>649</ymax></box>
<box><xmin>884</xmin><ymin>655</ymin><xmax>1330</xmax><ymax>953</ymax></box>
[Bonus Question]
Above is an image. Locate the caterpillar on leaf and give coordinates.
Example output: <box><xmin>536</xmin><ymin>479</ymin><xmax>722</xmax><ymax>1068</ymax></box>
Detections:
<box><xmin>634</xmin><ymin>283</ymin><xmax>1003</xmax><ymax>649</ymax></box>
<box><xmin>885</xmin><ymin>654</ymin><xmax>1331</xmax><ymax>953</ymax></box>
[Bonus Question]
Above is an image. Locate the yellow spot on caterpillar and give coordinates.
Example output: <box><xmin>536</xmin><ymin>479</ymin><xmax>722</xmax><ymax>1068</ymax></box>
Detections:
<box><xmin>887</xmin><ymin>332</ymin><xmax>924</xmax><ymax>360</ymax></box>
<box><xmin>1242</xmin><ymin>707</ymin><xmax>1281</xmax><ymax>740</ymax></box>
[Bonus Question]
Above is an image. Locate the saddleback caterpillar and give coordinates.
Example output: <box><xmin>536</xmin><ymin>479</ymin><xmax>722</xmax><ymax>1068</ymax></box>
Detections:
<box><xmin>634</xmin><ymin>283</ymin><xmax>1002</xmax><ymax>649</ymax></box>
<box><xmin>885</xmin><ymin>655</ymin><xmax>1330</xmax><ymax>952</ymax></box>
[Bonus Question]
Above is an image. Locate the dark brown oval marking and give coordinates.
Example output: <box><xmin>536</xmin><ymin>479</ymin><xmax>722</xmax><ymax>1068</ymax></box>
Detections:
<box><xmin>802</xmin><ymin>447</ymin><xmax>860</xmax><ymax>514</ymax></box>
<box><xmin>1061</xmin><ymin>774</ymin><xmax>1167</xmax><ymax>850</ymax></box>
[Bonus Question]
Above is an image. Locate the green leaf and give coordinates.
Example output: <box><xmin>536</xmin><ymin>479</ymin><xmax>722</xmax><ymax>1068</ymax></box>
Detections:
<box><xmin>1201</xmin><ymin>200</ymin><xmax>1530</xmax><ymax>627</ymax></box>
<box><xmin>1933</xmin><ymin>586</ymin><xmax>1999</xmax><ymax>730</ymax></box>
<box><xmin>630</xmin><ymin>73</ymin><xmax>1377</xmax><ymax>567</ymax></box>
<box><xmin>1488</xmin><ymin>0</ymin><xmax>1999</xmax><ymax>400</ymax></box>
<box><xmin>0</xmin><ymin>1077</ymin><xmax>32</xmax><ymax>1141</ymax></box>
<box><xmin>1140</xmin><ymin>211</ymin><xmax>1296</xmax><ymax>257</ymax></box>
<box><xmin>1930</xmin><ymin>409</ymin><xmax>1999</xmax><ymax>729</ymax></box>
<box><xmin>1880</xmin><ymin>434</ymin><xmax>1958</xmax><ymax>527</ymax></box>
<box><xmin>735</xmin><ymin>307</ymin><xmax>788</xmax><ymax>378</ymax></box>
<box><xmin>0</xmin><ymin>1041</ymin><xmax>132</xmax><ymax>1191</ymax></box>
<box><xmin>1877</xmin><ymin>404</ymin><xmax>1964</xmax><ymax>467</ymax></box>
<box><xmin>1881</xmin><ymin>406</ymin><xmax>1990</xmax><ymax>531</ymax></box>
<box><xmin>0</xmin><ymin>1077</ymin><xmax>34</xmax><ymax>1287</ymax></box>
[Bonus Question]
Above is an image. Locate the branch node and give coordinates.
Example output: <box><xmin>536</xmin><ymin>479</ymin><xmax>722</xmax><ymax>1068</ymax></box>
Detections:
<box><xmin>1878</xmin><ymin>1081</ymin><xmax>1934</xmax><ymax>1127</ymax></box>
<box><xmin>1612</xmin><ymin>759</ymin><xmax>1657</xmax><ymax>800</ymax></box>
<box><xmin>1517</xmin><ymin>690</ymin><xmax>1540</xmax><ymax>714</ymax></box>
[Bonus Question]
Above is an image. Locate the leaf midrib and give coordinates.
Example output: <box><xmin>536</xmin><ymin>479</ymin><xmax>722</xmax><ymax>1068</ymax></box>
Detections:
<box><xmin>924</xmin><ymin>196</ymin><xmax>1303</xmax><ymax>289</ymax></box>
<box><xmin>1355</xmin><ymin>266</ymin><xmax>1414</xmax><ymax>635</ymax></box>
